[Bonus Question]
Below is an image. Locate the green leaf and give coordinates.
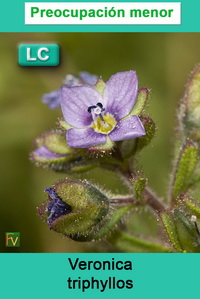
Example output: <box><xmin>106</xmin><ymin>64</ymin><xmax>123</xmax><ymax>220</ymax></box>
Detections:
<box><xmin>66</xmin><ymin>160</ymin><xmax>101</xmax><ymax>173</ymax></box>
<box><xmin>183</xmin><ymin>65</ymin><xmax>200</xmax><ymax>130</ymax></box>
<box><xmin>161</xmin><ymin>210</ymin><xmax>200</xmax><ymax>253</ymax></box>
<box><xmin>108</xmin><ymin>231</ymin><xmax>171</xmax><ymax>253</ymax></box>
<box><xmin>174</xmin><ymin>209</ymin><xmax>200</xmax><ymax>253</ymax></box>
<box><xmin>132</xmin><ymin>177</ymin><xmax>147</xmax><ymax>202</ymax></box>
<box><xmin>187</xmin><ymin>168</ymin><xmax>200</xmax><ymax>189</ymax></box>
<box><xmin>171</xmin><ymin>141</ymin><xmax>198</xmax><ymax>200</ymax></box>
<box><xmin>95</xmin><ymin>205</ymin><xmax>133</xmax><ymax>240</ymax></box>
<box><xmin>161</xmin><ymin>212</ymin><xmax>183</xmax><ymax>252</ymax></box>
<box><xmin>183</xmin><ymin>196</ymin><xmax>200</xmax><ymax>217</ymax></box>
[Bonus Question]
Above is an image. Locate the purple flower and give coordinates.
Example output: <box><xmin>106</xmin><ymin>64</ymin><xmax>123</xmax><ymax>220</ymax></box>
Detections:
<box><xmin>61</xmin><ymin>71</ymin><xmax>146</xmax><ymax>148</ymax></box>
<box><xmin>32</xmin><ymin>145</ymin><xmax>68</xmax><ymax>162</ymax></box>
<box><xmin>79</xmin><ymin>71</ymin><xmax>98</xmax><ymax>85</ymax></box>
<box><xmin>45</xmin><ymin>187</ymin><xmax>72</xmax><ymax>226</ymax></box>
<box><xmin>30</xmin><ymin>130</ymin><xmax>75</xmax><ymax>168</ymax></box>
<box><xmin>42</xmin><ymin>90</ymin><xmax>61</xmax><ymax>110</ymax></box>
<box><xmin>42</xmin><ymin>72</ymin><xmax>98</xmax><ymax>110</ymax></box>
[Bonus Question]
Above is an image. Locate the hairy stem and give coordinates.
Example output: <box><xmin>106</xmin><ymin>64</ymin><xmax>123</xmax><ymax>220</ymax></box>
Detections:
<box><xmin>115</xmin><ymin>144</ymin><xmax>166</xmax><ymax>212</ymax></box>
<box><xmin>109</xmin><ymin>191</ymin><xmax>166</xmax><ymax>212</ymax></box>
<box><xmin>109</xmin><ymin>196</ymin><xmax>138</xmax><ymax>205</ymax></box>
<box><xmin>144</xmin><ymin>186</ymin><xmax>166</xmax><ymax>212</ymax></box>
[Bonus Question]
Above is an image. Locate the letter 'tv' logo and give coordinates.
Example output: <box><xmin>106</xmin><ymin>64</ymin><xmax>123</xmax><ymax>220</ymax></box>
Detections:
<box><xmin>5</xmin><ymin>232</ymin><xmax>20</xmax><ymax>247</ymax></box>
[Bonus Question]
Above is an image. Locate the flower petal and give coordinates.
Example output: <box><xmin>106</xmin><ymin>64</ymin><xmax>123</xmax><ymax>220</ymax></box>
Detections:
<box><xmin>33</xmin><ymin>146</ymin><xmax>67</xmax><ymax>159</ymax></box>
<box><xmin>63</xmin><ymin>74</ymin><xmax>81</xmax><ymax>86</ymax></box>
<box><xmin>61</xmin><ymin>85</ymin><xmax>102</xmax><ymax>128</ymax></box>
<box><xmin>42</xmin><ymin>89</ymin><xmax>61</xmax><ymax>109</ymax></box>
<box><xmin>67</xmin><ymin>128</ymin><xmax>106</xmax><ymax>148</ymax></box>
<box><xmin>79</xmin><ymin>71</ymin><xmax>98</xmax><ymax>85</ymax></box>
<box><xmin>109</xmin><ymin>115</ymin><xmax>145</xmax><ymax>142</ymax></box>
<box><xmin>103</xmin><ymin>71</ymin><xmax>138</xmax><ymax>120</ymax></box>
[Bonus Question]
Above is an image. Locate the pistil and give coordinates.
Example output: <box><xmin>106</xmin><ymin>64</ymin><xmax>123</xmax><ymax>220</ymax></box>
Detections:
<box><xmin>88</xmin><ymin>103</ymin><xmax>117</xmax><ymax>134</ymax></box>
<box><xmin>88</xmin><ymin>102</ymin><xmax>105</xmax><ymax>122</ymax></box>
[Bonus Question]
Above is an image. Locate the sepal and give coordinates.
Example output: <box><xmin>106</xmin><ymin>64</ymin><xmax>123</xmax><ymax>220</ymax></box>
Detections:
<box><xmin>30</xmin><ymin>130</ymin><xmax>75</xmax><ymax>169</ymax></box>
<box><xmin>38</xmin><ymin>179</ymin><xmax>133</xmax><ymax>242</ymax></box>
<box><xmin>39</xmin><ymin>179</ymin><xmax>109</xmax><ymax>241</ymax></box>
<box><xmin>95</xmin><ymin>78</ymin><xmax>106</xmax><ymax>95</ymax></box>
<box><xmin>170</xmin><ymin>140</ymin><xmax>198</xmax><ymax>201</ymax></box>
<box><xmin>132</xmin><ymin>177</ymin><xmax>147</xmax><ymax>203</ymax></box>
<box><xmin>161</xmin><ymin>210</ymin><xmax>200</xmax><ymax>252</ymax></box>
<box><xmin>182</xmin><ymin>65</ymin><xmax>200</xmax><ymax>141</ymax></box>
<box><xmin>134</xmin><ymin>116</ymin><xmax>156</xmax><ymax>153</ymax></box>
<box><xmin>128</xmin><ymin>88</ymin><xmax>150</xmax><ymax>116</ymax></box>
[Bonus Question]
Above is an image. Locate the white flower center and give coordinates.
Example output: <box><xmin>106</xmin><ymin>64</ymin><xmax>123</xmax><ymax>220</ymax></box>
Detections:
<box><xmin>93</xmin><ymin>106</ymin><xmax>102</xmax><ymax>115</ymax></box>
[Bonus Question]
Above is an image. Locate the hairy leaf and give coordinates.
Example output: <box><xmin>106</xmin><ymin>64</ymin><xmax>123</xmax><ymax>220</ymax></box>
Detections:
<box><xmin>161</xmin><ymin>212</ymin><xmax>183</xmax><ymax>252</ymax></box>
<box><xmin>171</xmin><ymin>141</ymin><xmax>198</xmax><ymax>200</ymax></box>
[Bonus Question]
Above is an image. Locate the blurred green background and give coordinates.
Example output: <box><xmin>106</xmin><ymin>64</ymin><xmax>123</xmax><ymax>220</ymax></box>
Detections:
<box><xmin>1</xmin><ymin>33</ymin><xmax>200</xmax><ymax>252</ymax></box>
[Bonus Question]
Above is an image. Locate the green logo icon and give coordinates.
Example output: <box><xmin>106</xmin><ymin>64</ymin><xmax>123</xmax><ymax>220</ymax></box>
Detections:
<box><xmin>5</xmin><ymin>232</ymin><xmax>20</xmax><ymax>247</ymax></box>
<box><xmin>18</xmin><ymin>44</ymin><xmax>60</xmax><ymax>66</ymax></box>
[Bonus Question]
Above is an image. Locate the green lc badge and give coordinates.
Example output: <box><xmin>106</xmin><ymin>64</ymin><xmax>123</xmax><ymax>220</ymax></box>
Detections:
<box><xmin>18</xmin><ymin>44</ymin><xmax>60</xmax><ymax>66</ymax></box>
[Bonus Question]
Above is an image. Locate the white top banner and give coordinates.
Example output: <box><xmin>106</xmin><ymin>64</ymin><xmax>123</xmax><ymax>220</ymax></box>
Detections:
<box><xmin>25</xmin><ymin>2</ymin><xmax>181</xmax><ymax>25</ymax></box>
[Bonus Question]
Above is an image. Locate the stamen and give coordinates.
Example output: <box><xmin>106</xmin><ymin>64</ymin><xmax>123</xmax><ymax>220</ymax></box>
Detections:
<box><xmin>88</xmin><ymin>102</ymin><xmax>105</xmax><ymax>121</ymax></box>
<box><xmin>93</xmin><ymin>106</ymin><xmax>102</xmax><ymax>115</ymax></box>
<box><xmin>191</xmin><ymin>215</ymin><xmax>200</xmax><ymax>236</ymax></box>
<box><xmin>88</xmin><ymin>105</ymin><xmax>97</xmax><ymax>113</ymax></box>
<box><xmin>96</xmin><ymin>103</ymin><xmax>104</xmax><ymax>109</ymax></box>
<box><xmin>88</xmin><ymin>103</ymin><xmax>117</xmax><ymax>134</ymax></box>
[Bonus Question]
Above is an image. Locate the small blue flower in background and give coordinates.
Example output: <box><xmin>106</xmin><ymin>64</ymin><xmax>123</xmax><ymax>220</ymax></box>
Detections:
<box><xmin>42</xmin><ymin>90</ymin><xmax>61</xmax><ymax>110</ymax></box>
<box><xmin>61</xmin><ymin>71</ymin><xmax>146</xmax><ymax>148</ymax></box>
<box><xmin>79</xmin><ymin>71</ymin><xmax>98</xmax><ymax>85</ymax></box>
<box><xmin>42</xmin><ymin>72</ymin><xmax>98</xmax><ymax>109</ymax></box>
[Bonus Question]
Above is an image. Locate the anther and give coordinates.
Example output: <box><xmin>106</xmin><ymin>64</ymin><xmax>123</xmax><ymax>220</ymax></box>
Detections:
<box><xmin>88</xmin><ymin>105</ymin><xmax>97</xmax><ymax>113</ymax></box>
<box><xmin>96</xmin><ymin>103</ymin><xmax>103</xmax><ymax>109</ymax></box>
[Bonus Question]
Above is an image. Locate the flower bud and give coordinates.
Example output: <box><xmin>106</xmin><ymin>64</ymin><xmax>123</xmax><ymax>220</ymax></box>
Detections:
<box><xmin>38</xmin><ymin>179</ymin><xmax>110</xmax><ymax>241</ymax></box>
<box><xmin>173</xmin><ymin>210</ymin><xmax>200</xmax><ymax>252</ymax></box>
<box><xmin>182</xmin><ymin>65</ymin><xmax>200</xmax><ymax>141</ymax></box>
<box><xmin>171</xmin><ymin>140</ymin><xmax>198</xmax><ymax>201</ymax></box>
<box><xmin>132</xmin><ymin>177</ymin><xmax>147</xmax><ymax>203</ymax></box>
<box><xmin>161</xmin><ymin>209</ymin><xmax>200</xmax><ymax>252</ymax></box>
<box><xmin>30</xmin><ymin>130</ymin><xmax>75</xmax><ymax>170</ymax></box>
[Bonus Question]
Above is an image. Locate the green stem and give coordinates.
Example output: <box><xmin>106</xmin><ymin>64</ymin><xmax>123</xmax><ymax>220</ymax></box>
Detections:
<box><xmin>118</xmin><ymin>165</ymin><xmax>167</xmax><ymax>212</ymax></box>
<box><xmin>108</xmin><ymin>231</ymin><xmax>171</xmax><ymax>253</ymax></box>
<box><xmin>144</xmin><ymin>186</ymin><xmax>167</xmax><ymax>212</ymax></box>
<box><xmin>109</xmin><ymin>196</ymin><xmax>138</xmax><ymax>206</ymax></box>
